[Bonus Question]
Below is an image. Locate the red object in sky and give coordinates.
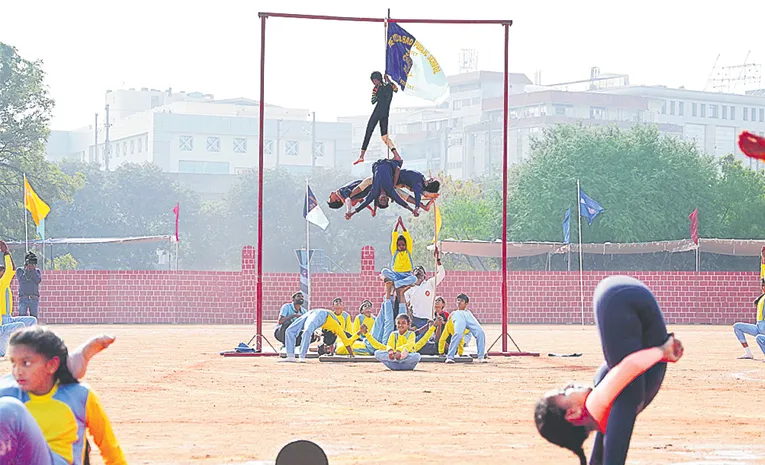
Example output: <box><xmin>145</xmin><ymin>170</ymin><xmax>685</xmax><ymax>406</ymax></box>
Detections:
<box><xmin>689</xmin><ymin>208</ymin><xmax>699</xmax><ymax>245</ymax></box>
<box><xmin>173</xmin><ymin>202</ymin><xmax>180</xmax><ymax>242</ymax></box>
<box><xmin>738</xmin><ymin>131</ymin><xmax>765</xmax><ymax>161</ymax></box>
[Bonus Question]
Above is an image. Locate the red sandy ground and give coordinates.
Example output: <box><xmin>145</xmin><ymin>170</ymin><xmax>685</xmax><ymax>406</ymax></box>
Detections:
<box><xmin>2</xmin><ymin>324</ymin><xmax>763</xmax><ymax>465</ymax></box>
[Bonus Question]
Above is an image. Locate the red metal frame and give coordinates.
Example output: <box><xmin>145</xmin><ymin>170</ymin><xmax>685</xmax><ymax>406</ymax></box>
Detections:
<box><xmin>253</xmin><ymin>11</ymin><xmax>534</xmax><ymax>357</ymax></box>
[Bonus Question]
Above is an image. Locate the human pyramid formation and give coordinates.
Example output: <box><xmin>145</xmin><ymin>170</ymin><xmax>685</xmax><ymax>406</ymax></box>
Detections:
<box><xmin>272</xmin><ymin>71</ymin><xmax>487</xmax><ymax>369</ymax></box>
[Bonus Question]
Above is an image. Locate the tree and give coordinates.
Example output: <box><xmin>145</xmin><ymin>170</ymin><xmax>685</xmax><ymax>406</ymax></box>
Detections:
<box><xmin>223</xmin><ymin>167</ymin><xmax>396</xmax><ymax>273</ymax></box>
<box><xmin>50</xmin><ymin>161</ymin><xmax>204</xmax><ymax>270</ymax></box>
<box><xmin>708</xmin><ymin>154</ymin><xmax>765</xmax><ymax>239</ymax></box>
<box><xmin>509</xmin><ymin>124</ymin><xmax>719</xmax><ymax>244</ymax></box>
<box><xmin>0</xmin><ymin>43</ymin><xmax>81</xmax><ymax>242</ymax></box>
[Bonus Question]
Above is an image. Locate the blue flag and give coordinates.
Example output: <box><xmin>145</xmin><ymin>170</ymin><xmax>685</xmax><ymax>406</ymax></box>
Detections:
<box><xmin>562</xmin><ymin>208</ymin><xmax>571</xmax><ymax>243</ymax></box>
<box><xmin>386</xmin><ymin>22</ymin><xmax>449</xmax><ymax>103</ymax></box>
<box><xmin>579</xmin><ymin>189</ymin><xmax>604</xmax><ymax>225</ymax></box>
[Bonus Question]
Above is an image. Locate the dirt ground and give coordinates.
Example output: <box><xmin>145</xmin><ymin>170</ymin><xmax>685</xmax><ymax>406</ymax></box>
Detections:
<box><xmin>2</xmin><ymin>323</ymin><xmax>763</xmax><ymax>465</ymax></box>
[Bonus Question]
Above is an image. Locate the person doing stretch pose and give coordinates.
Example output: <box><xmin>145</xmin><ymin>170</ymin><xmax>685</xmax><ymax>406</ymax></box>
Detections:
<box><xmin>534</xmin><ymin>276</ymin><xmax>684</xmax><ymax>465</ymax></box>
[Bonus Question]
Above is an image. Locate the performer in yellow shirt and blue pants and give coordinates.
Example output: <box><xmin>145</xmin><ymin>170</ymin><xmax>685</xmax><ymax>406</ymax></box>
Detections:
<box><xmin>732</xmin><ymin>250</ymin><xmax>765</xmax><ymax>359</ymax></box>
<box><xmin>284</xmin><ymin>308</ymin><xmax>356</xmax><ymax>362</ymax></box>
<box><xmin>440</xmin><ymin>294</ymin><xmax>487</xmax><ymax>363</ymax></box>
<box><xmin>373</xmin><ymin>217</ymin><xmax>417</xmax><ymax>344</ymax></box>
<box><xmin>374</xmin><ymin>314</ymin><xmax>422</xmax><ymax>370</ymax></box>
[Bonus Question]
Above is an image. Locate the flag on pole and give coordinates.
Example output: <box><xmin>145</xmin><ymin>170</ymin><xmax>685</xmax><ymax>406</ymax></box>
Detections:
<box><xmin>578</xmin><ymin>189</ymin><xmax>604</xmax><ymax>225</ymax></box>
<box><xmin>24</xmin><ymin>175</ymin><xmax>50</xmax><ymax>227</ymax></box>
<box><xmin>303</xmin><ymin>185</ymin><xmax>329</xmax><ymax>230</ymax></box>
<box><xmin>689</xmin><ymin>208</ymin><xmax>699</xmax><ymax>245</ymax></box>
<box><xmin>173</xmin><ymin>202</ymin><xmax>180</xmax><ymax>242</ymax></box>
<box><xmin>386</xmin><ymin>22</ymin><xmax>449</xmax><ymax>103</ymax></box>
<box><xmin>432</xmin><ymin>204</ymin><xmax>442</xmax><ymax>243</ymax></box>
<box><xmin>562</xmin><ymin>208</ymin><xmax>571</xmax><ymax>243</ymax></box>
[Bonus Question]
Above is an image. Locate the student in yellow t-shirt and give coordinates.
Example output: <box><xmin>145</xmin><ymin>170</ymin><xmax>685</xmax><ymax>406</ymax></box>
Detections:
<box><xmin>0</xmin><ymin>326</ymin><xmax>126</xmax><ymax>465</ymax></box>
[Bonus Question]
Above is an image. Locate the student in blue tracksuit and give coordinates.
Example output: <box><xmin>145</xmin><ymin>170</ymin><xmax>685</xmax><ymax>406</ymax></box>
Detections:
<box><xmin>442</xmin><ymin>293</ymin><xmax>487</xmax><ymax>363</ymax></box>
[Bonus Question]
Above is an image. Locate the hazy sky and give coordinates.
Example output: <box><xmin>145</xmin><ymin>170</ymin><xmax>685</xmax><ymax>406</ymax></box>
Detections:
<box><xmin>3</xmin><ymin>0</ymin><xmax>764</xmax><ymax>130</ymax></box>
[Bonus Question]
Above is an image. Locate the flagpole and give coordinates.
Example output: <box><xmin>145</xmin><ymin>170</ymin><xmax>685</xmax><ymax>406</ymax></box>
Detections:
<box><xmin>384</xmin><ymin>8</ymin><xmax>391</xmax><ymax>160</ymax></box>
<box><xmin>23</xmin><ymin>174</ymin><xmax>29</xmax><ymax>252</ymax></box>
<box><xmin>577</xmin><ymin>179</ymin><xmax>585</xmax><ymax>326</ymax></box>
<box><xmin>433</xmin><ymin>202</ymin><xmax>438</xmax><ymax>319</ymax></box>
<box><xmin>305</xmin><ymin>178</ymin><xmax>311</xmax><ymax>311</ymax></box>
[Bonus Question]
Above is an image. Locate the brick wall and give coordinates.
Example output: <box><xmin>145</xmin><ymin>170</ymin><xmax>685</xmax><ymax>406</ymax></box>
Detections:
<box><xmin>7</xmin><ymin>246</ymin><xmax>759</xmax><ymax>325</ymax></box>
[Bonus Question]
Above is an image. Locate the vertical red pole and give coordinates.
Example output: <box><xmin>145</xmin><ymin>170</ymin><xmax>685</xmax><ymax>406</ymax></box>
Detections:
<box><xmin>256</xmin><ymin>14</ymin><xmax>266</xmax><ymax>352</ymax></box>
<box><xmin>501</xmin><ymin>23</ymin><xmax>509</xmax><ymax>353</ymax></box>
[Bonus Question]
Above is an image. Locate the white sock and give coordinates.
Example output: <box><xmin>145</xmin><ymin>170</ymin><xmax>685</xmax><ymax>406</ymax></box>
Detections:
<box><xmin>744</xmin><ymin>347</ymin><xmax>753</xmax><ymax>356</ymax></box>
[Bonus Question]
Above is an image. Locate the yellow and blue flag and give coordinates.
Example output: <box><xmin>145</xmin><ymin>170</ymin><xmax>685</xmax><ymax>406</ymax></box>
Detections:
<box><xmin>386</xmin><ymin>22</ymin><xmax>449</xmax><ymax>103</ymax></box>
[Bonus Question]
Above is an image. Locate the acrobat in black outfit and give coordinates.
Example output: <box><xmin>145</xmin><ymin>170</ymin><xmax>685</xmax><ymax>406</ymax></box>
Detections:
<box><xmin>354</xmin><ymin>71</ymin><xmax>400</xmax><ymax>165</ymax></box>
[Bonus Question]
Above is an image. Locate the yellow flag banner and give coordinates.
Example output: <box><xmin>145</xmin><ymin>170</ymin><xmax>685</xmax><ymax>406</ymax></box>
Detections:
<box><xmin>432</xmin><ymin>204</ymin><xmax>442</xmax><ymax>243</ymax></box>
<box><xmin>24</xmin><ymin>175</ymin><xmax>51</xmax><ymax>227</ymax></box>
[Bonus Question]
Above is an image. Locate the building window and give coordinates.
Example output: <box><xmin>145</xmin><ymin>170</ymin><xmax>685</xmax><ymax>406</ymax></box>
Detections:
<box><xmin>130</xmin><ymin>139</ymin><xmax>135</xmax><ymax>154</ymax></box>
<box><xmin>670</xmin><ymin>101</ymin><xmax>675</xmax><ymax>115</ymax></box>
<box><xmin>264</xmin><ymin>140</ymin><xmax>273</xmax><ymax>155</ymax></box>
<box><xmin>760</xmin><ymin>109</ymin><xmax>764</xmax><ymax>122</ymax></box>
<box><xmin>233</xmin><ymin>138</ymin><xmax>247</xmax><ymax>153</ymax></box>
<box><xmin>314</xmin><ymin>141</ymin><xmax>325</xmax><ymax>158</ymax></box>
<box><xmin>123</xmin><ymin>142</ymin><xmax>127</xmax><ymax>156</ymax></box>
<box><xmin>692</xmin><ymin>102</ymin><xmax>697</xmax><ymax>117</ymax></box>
<box><xmin>471</xmin><ymin>97</ymin><xmax>480</xmax><ymax>106</ymax></box>
<box><xmin>285</xmin><ymin>140</ymin><xmax>299</xmax><ymax>156</ymax></box>
<box><xmin>709</xmin><ymin>105</ymin><xmax>718</xmax><ymax>118</ymax></box>
<box><xmin>590</xmin><ymin>107</ymin><xmax>606</xmax><ymax>120</ymax></box>
<box><xmin>453</xmin><ymin>100</ymin><xmax>463</xmax><ymax>111</ymax></box>
<box><xmin>678</xmin><ymin>102</ymin><xmax>684</xmax><ymax>116</ymax></box>
<box><xmin>206</xmin><ymin>137</ymin><xmax>220</xmax><ymax>152</ymax></box>
<box><xmin>179</xmin><ymin>135</ymin><xmax>193</xmax><ymax>151</ymax></box>
<box><xmin>700</xmin><ymin>104</ymin><xmax>706</xmax><ymax>117</ymax></box>
<box><xmin>722</xmin><ymin>105</ymin><xmax>728</xmax><ymax>120</ymax></box>
<box><xmin>753</xmin><ymin>108</ymin><xmax>758</xmax><ymax>121</ymax></box>
<box><xmin>137</xmin><ymin>138</ymin><xmax>143</xmax><ymax>153</ymax></box>
<box><xmin>660</xmin><ymin>100</ymin><xmax>667</xmax><ymax>114</ymax></box>
<box><xmin>116</xmin><ymin>143</ymin><xmax>120</xmax><ymax>157</ymax></box>
<box><xmin>744</xmin><ymin>107</ymin><xmax>749</xmax><ymax>121</ymax></box>
<box><xmin>730</xmin><ymin>106</ymin><xmax>736</xmax><ymax>120</ymax></box>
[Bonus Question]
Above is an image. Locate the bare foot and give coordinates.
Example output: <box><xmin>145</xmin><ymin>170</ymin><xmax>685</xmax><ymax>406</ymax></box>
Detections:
<box><xmin>353</xmin><ymin>156</ymin><xmax>365</xmax><ymax>165</ymax></box>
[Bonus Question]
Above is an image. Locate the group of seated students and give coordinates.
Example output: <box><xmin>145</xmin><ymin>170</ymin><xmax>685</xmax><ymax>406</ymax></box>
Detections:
<box><xmin>279</xmin><ymin>292</ymin><xmax>487</xmax><ymax>369</ymax></box>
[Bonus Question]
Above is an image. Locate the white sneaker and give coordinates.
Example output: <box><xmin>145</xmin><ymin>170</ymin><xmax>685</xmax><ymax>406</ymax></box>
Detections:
<box><xmin>738</xmin><ymin>353</ymin><xmax>754</xmax><ymax>360</ymax></box>
<box><xmin>280</xmin><ymin>356</ymin><xmax>296</xmax><ymax>363</ymax></box>
<box><xmin>477</xmin><ymin>358</ymin><xmax>489</xmax><ymax>363</ymax></box>
<box><xmin>298</xmin><ymin>357</ymin><xmax>307</xmax><ymax>363</ymax></box>
<box><xmin>445</xmin><ymin>358</ymin><xmax>455</xmax><ymax>364</ymax></box>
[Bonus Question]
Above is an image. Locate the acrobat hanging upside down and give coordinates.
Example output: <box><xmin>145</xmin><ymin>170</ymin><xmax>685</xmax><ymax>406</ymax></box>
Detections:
<box><xmin>354</xmin><ymin>71</ymin><xmax>400</xmax><ymax>165</ymax></box>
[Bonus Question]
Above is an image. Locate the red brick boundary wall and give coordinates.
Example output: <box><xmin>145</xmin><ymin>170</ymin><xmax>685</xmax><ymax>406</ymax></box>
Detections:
<box><xmin>10</xmin><ymin>246</ymin><xmax>758</xmax><ymax>325</ymax></box>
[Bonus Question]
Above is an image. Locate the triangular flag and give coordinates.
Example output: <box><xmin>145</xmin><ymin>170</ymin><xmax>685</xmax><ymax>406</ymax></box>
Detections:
<box><xmin>303</xmin><ymin>185</ymin><xmax>329</xmax><ymax>230</ymax></box>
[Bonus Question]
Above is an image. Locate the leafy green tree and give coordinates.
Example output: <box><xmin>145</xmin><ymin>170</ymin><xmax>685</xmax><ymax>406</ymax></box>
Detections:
<box><xmin>0</xmin><ymin>42</ymin><xmax>81</xmax><ymax>241</ymax></box>
<box><xmin>509</xmin><ymin>124</ymin><xmax>719</xmax><ymax>243</ymax></box>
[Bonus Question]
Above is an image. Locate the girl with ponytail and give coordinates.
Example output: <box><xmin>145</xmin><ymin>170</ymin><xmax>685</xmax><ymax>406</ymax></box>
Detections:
<box><xmin>0</xmin><ymin>326</ymin><xmax>126</xmax><ymax>465</ymax></box>
<box><xmin>534</xmin><ymin>276</ymin><xmax>684</xmax><ymax>465</ymax></box>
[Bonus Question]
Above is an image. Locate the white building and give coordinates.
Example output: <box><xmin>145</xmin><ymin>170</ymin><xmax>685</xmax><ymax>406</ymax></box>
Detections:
<box><xmin>46</xmin><ymin>88</ymin><xmax>353</xmax><ymax>177</ymax></box>
<box><xmin>594</xmin><ymin>85</ymin><xmax>765</xmax><ymax>167</ymax></box>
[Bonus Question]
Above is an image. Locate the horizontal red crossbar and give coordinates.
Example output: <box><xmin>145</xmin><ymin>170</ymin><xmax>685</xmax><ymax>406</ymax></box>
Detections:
<box><xmin>258</xmin><ymin>12</ymin><xmax>512</xmax><ymax>26</ymax></box>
